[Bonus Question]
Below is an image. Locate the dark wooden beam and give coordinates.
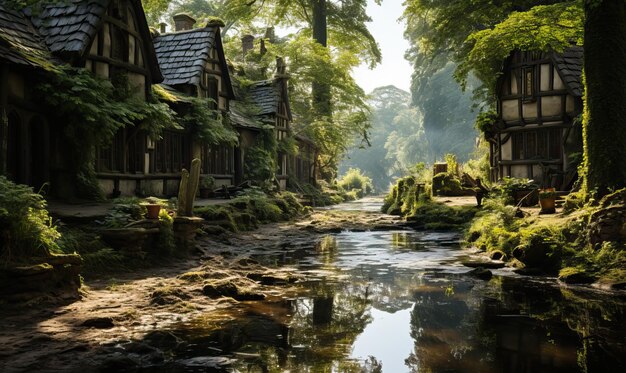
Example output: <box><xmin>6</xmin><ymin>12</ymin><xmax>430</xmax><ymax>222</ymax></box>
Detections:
<box><xmin>0</xmin><ymin>63</ymin><xmax>8</xmax><ymax>174</ymax></box>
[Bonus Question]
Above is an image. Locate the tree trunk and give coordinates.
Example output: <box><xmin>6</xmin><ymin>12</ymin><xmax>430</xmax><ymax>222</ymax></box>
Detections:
<box><xmin>312</xmin><ymin>0</ymin><xmax>332</xmax><ymax>118</ymax></box>
<box><xmin>582</xmin><ymin>0</ymin><xmax>626</xmax><ymax>198</ymax></box>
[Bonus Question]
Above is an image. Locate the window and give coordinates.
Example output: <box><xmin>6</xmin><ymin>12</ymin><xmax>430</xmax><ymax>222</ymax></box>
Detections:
<box><xmin>202</xmin><ymin>144</ymin><xmax>233</xmax><ymax>175</ymax></box>
<box><xmin>154</xmin><ymin>131</ymin><xmax>185</xmax><ymax>173</ymax></box>
<box><xmin>522</xmin><ymin>66</ymin><xmax>535</xmax><ymax>101</ymax></box>
<box><xmin>97</xmin><ymin>130</ymin><xmax>125</xmax><ymax>172</ymax></box>
<box><xmin>208</xmin><ymin>78</ymin><xmax>218</xmax><ymax>110</ymax></box>
<box><xmin>512</xmin><ymin>128</ymin><xmax>562</xmax><ymax>160</ymax></box>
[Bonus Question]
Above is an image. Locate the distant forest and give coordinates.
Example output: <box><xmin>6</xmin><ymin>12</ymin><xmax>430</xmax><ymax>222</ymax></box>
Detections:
<box><xmin>339</xmin><ymin>64</ymin><xmax>478</xmax><ymax>192</ymax></box>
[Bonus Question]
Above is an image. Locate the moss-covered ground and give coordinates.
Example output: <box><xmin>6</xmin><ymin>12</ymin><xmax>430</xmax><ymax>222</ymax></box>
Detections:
<box><xmin>384</xmin><ymin>176</ymin><xmax>626</xmax><ymax>288</ymax></box>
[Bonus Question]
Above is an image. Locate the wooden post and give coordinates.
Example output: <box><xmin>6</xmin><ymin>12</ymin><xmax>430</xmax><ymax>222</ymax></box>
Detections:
<box><xmin>0</xmin><ymin>63</ymin><xmax>8</xmax><ymax>175</ymax></box>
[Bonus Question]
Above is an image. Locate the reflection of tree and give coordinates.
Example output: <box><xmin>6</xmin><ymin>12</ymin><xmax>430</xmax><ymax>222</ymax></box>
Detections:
<box><xmin>404</xmin><ymin>276</ymin><xmax>626</xmax><ymax>373</ymax></box>
<box><xmin>405</xmin><ymin>281</ymin><xmax>489</xmax><ymax>372</ymax></box>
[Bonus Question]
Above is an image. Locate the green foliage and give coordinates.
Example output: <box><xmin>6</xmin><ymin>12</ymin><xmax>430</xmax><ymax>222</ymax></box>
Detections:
<box><xmin>382</xmin><ymin>175</ymin><xmax>431</xmax><ymax>216</ymax></box>
<box><xmin>102</xmin><ymin>198</ymin><xmax>143</xmax><ymax>228</ymax></box>
<box><xmin>155</xmin><ymin>209</ymin><xmax>176</xmax><ymax>255</ymax></box>
<box><xmin>56</xmin><ymin>227</ymin><xmax>126</xmax><ymax>275</ymax></box>
<box><xmin>199</xmin><ymin>175</ymin><xmax>215</xmax><ymax>189</ymax></box>
<box><xmin>244</xmin><ymin>126</ymin><xmax>278</xmax><ymax>189</ymax></box>
<box><xmin>403</xmin><ymin>1</ymin><xmax>582</xmax><ymax>100</ymax></box>
<box><xmin>339</xmin><ymin>86</ymin><xmax>414</xmax><ymax>191</ymax></box>
<box><xmin>432</xmin><ymin>173</ymin><xmax>467</xmax><ymax>197</ymax></box>
<box><xmin>0</xmin><ymin>176</ymin><xmax>60</xmax><ymax>263</ymax></box>
<box><xmin>490</xmin><ymin>177</ymin><xmax>539</xmax><ymax>205</ymax></box>
<box><xmin>37</xmin><ymin>66</ymin><xmax>177</xmax><ymax>199</ymax></box>
<box><xmin>195</xmin><ymin>190</ymin><xmax>304</xmax><ymax>232</ymax></box>
<box><xmin>474</xmin><ymin>110</ymin><xmax>498</xmax><ymax>140</ymax></box>
<box><xmin>337</xmin><ymin>168</ymin><xmax>373</xmax><ymax>198</ymax></box>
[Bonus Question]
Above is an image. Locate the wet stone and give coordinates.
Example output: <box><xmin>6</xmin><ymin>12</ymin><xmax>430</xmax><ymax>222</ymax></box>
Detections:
<box><xmin>81</xmin><ymin>317</ymin><xmax>114</xmax><ymax>329</ymax></box>
<box><xmin>467</xmin><ymin>267</ymin><xmax>493</xmax><ymax>280</ymax></box>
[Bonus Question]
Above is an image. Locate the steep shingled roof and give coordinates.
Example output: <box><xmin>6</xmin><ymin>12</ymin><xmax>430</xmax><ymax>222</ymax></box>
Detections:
<box><xmin>0</xmin><ymin>4</ymin><xmax>51</xmax><ymax>68</ymax></box>
<box><xmin>552</xmin><ymin>46</ymin><xmax>584</xmax><ymax>97</ymax></box>
<box><xmin>27</xmin><ymin>0</ymin><xmax>106</xmax><ymax>55</ymax></box>
<box><xmin>153</xmin><ymin>28</ymin><xmax>216</xmax><ymax>86</ymax></box>
<box><xmin>249</xmin><ymin>80</ymin><xmax>279</xmax><ymax>116</ymax></box>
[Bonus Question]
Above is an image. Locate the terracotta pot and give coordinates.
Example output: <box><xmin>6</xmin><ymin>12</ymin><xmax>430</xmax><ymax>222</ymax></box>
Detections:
<box><xmin>538</xmin><ymin>188</ymin><xmax>556</xmax><ymax>213</ymax></box>
<box><xmin>145</xmin><ymin>204</ymin><xmax>161</xmax><ymax>219</ymax></box>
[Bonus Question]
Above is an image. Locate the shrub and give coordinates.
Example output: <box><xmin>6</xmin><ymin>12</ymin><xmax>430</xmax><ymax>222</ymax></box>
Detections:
<box><xmin>337</xmin><ymin>168</ymin><xmax>374</xmax><ymax>197</ymax></box>
<box><xmin>0</xmin><ymin>176</ymin><xmax>60</xmax><ymax>263</ymax></box>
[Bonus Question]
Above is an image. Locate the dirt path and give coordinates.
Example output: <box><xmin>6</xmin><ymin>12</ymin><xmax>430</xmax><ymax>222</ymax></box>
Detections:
<box><xmin>0</xmin><ymin>198</ymin><xmax>406</xmax><ymax>372</ymax></box>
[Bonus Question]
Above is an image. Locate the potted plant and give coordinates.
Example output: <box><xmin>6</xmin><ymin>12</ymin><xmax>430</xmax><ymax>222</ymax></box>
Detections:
<box><xmin>538</xmin><ymin>188</ymin><xmax>556</xmax><ymax>214</ymax></box>
<box><xmin>143</xmin><ymin>197</ymin><xmax>162</xmax><ymax>219</ymax></box>
<box><xmin>199</xmin><ymin>175</ymin><xmax>215</xmax><ymax>198</ymax></box>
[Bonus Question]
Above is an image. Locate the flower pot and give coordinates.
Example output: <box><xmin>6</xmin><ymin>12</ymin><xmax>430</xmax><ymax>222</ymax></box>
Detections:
<box><xmin>538</xmin><ymin>188</ymin><xmax>556</xmax><ymax>214</ymax></box>
<box><xmin>145</xmin><ymin>204</ymin><xmax>161</xmax><ymax>219</ymax></box>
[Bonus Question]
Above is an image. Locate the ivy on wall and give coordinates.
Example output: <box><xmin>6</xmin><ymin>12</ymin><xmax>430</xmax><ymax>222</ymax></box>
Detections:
<box><xmin>37</xmin><ymin>66</ymin><xmax>177</xmax><ymax>199</ymax></box>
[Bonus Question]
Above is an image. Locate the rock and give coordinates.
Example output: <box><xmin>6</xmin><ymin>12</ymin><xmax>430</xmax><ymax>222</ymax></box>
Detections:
<box><xmin>467</xmin><ymin>267</ymin><xmax>492</xmax><ymax>280</ymax></box>
<box><xmin>558</xmin><ymin>267</ymin><xmax>596</xmax><ymax>284</ymax></box>
<box><xmin>462</xmin><ymin>260</ymin><xmax>505</xmax><ymax>269</ymax></box>
<box><xmin>202</xmin><ymin>281</ymin><xmax>265</xmax><ymax>301</ymax></box>
<box><xmin>178</xmin><ymin>356</ymin><xmax>235</xmax><ymax>368</ymax></box>
<box><xmin>489</xmin><ymin>250</ymin><xmax>506</xmax><ymax>261</ymax></box>
<box><xmin>81</xmin><ymin>317</ymin><xmax>115</xmax><ymax>329</ymax></box>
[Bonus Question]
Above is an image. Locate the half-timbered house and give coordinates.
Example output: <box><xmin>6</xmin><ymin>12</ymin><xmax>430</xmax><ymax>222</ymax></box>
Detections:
<box><xmin>152</xmin><ymin>14</ymin><xmax>236</xmax><ymax>191</ymax></box>
<box><xmin>248</xmin><ymin>57</ymin><xmax>292</xmax><ymax>190</ymax></box>
<box><xmin>490</xmin><ymin>47</ymin><xmax>583</xmax><ymax>189</ymax></box>
<box><xmin>0</xmin><ymin>5</ymin><xmax>53</xmax><ymax>191</ymax></box>
<box><xmin>1</xmin><ymin>0</ymin><xmax>166</xmax><ymax>197</ymax></box>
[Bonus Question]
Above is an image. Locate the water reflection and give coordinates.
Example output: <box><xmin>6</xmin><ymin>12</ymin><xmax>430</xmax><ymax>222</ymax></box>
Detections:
<box><xmin>150</xmin><ymin>230</ymin><xmax>626</xmax><ymax>372</ymax></box>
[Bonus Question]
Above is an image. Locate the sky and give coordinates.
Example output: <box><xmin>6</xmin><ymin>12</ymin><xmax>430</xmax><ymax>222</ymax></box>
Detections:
<box><xmin>351</xmin><ymin>0</ymin><xmax>413</xmax><ymax>94</ymax></box>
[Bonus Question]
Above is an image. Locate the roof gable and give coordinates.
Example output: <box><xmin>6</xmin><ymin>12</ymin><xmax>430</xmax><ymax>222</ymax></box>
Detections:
<box><xmin>153</xmin><ymin>26</ymin><xmax>234</xmax><ymax>98</ymax></box>
<box><xmin>551</xmin><ymin>46</ymin><xmax>583</xmax><ymax>97</ymax></box>
<box><xmin>249</xmin><ymin>78</ymin><xmax>292</xmax><ymax>120</ymax></box>
<box><xmin>0</xmin><ymin>4</ymin><xmax>51</xmax><ymax>68</ymax></box>
<box><xmin>498</xmin><ymin>47</ymin><xmax>583</xmax><ymax>98</ymax></box>
<box><xmin>153</xmin><ymin>28</ymin><xmax>215</xmax><ymax>86</ymax></box>
<box><xmin>27</xmin><ymin>0</ymin><xmax>162</xmax><ymax>82</ymax></box>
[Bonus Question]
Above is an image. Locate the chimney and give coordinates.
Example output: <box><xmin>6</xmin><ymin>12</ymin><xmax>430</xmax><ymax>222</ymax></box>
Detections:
<box><xmin>242</xmin><ymin>34</ymin><xmax>254</xmax><ymax>55</ymax></box>
<box><xmin>275</xmin><ymin>57</ymin><xmax>287</xmax><ymax>77</ymax></box>
<box><xmin>159</xmin><ymin>22</ymin><xmax>167</xmax><ymax>34</ymax></box>
<box><xmin>173</xmin><ymin>13</ymin><xmax>195</xmax><ymax>31</ymax></box>
<box><xmin>260</xmin><ymin>39</ymin><xmax>267</xmax><ymax>55</ymax></box>
<box><xmin>264</xmin><ymin>27</ymin><xmax>276</xmax><ymax>43</ymax></box>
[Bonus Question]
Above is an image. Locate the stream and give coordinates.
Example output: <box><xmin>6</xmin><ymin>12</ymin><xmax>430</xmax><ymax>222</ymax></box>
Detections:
<box><xmin>112</xmin><ymin>199</ymin><xmax>626</xmax><ymax>372</ymax></box>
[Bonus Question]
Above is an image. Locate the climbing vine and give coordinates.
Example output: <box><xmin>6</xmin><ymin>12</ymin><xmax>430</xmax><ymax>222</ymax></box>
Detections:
<box><xmin>37</xmin><ymin>66</ymin><xmax>176</xmax><ymax>199</ymax></box>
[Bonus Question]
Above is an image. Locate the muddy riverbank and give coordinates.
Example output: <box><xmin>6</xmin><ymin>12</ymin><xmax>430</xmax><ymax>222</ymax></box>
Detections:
<box><xmin>0</xmin><ymin>197</ymin><xmax>407</xmax><ymax>372</ymax></box>
<box><xmin>1</xmin><ymin>197</ymin><xmax>625</xmax><ymax>372</ymax></box>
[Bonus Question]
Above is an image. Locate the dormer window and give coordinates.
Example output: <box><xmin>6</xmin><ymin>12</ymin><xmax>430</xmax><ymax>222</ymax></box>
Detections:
<box><xmin>522</xmin><ymin>66</ymin><xmax>535</xmax><ymax>101</ymax></box>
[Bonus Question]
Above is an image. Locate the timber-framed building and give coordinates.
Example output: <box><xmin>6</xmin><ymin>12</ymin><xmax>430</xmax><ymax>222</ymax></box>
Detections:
<box><xmin>490</xmin><ymin>47</ymin><xmax>583</xmax><ymax>189</ymax></box>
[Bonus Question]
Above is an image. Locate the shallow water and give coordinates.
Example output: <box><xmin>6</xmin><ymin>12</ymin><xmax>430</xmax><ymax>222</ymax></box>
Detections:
<box><xmin>149</xmin><ymin>201</ymin><xmax>626</xmax><ymax>372</ymax></box>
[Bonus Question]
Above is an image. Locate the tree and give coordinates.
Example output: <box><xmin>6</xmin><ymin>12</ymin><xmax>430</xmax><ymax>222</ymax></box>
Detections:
<box><xmin>582</xmin><ymin>0</ymin><xmax>626</xmax><ymax>198</ymax></box>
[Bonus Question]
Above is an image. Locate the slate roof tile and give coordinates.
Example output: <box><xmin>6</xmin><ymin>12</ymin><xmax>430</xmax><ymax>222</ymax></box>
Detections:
<box><xmin>552</xmin><ymin>46</ymin><xmax>584</xmax><ymax>97</ymax></box>
<box><xmin>0</xmin><ymin>4</ymin><xmax>52</xmax><ymax>68</ymax></box>
<box><xmin>152</xmin><ymin>28</ymin><xmax>217</xmax><ymax>86</ymax></box>
<box><xmin>249</xmin><ymin>80</ymin><xmax>279</xmax><ymax>115</ymax></box>
<box><xmin>29</xmin><ymin>0</ymin><xmax>107</xmax><ymax>55</ymax></box>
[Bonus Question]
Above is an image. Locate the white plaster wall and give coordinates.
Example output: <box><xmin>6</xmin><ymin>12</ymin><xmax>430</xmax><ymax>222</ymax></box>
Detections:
<box><xmin>522</xmin><ymin>102</ymin><xmax>538</xmax><ymax>119</ymax></box>
<box><xmin>553</xmin><ymin>68</ymin><xmax>565</xmax><ymax>90</ymax></box>
<box><xmin>542</xmin><ymin>96</ymin><xmax>562</xmax><ymax>117</ymax></box>
<box><xmin>511</xmin><ymin>165</ymin><xmax>527</xmax><ymax>178</ymax></box>
<box><xmin>566</xmin><ymin>95</ymin><xmax>575</xmax><ymax>114</ymax></box>
<box><xmin>540</xmin><ymin>64</ymin><xmax>550</xmax><ymax>91</ymax></box>
<box><xmin>501</xmin><ymin>137</ymin><xmax>512</xmax><ymax>160</ymax></box>
<box><xmin>510</xmin><ymin>74</ymin><xmax>518</xmax><ymax>95</ymax></box>
<box><xmin>502</xmin><ymin>100</ymin><xmax>519</xmax><ymax>121</ymax></box>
